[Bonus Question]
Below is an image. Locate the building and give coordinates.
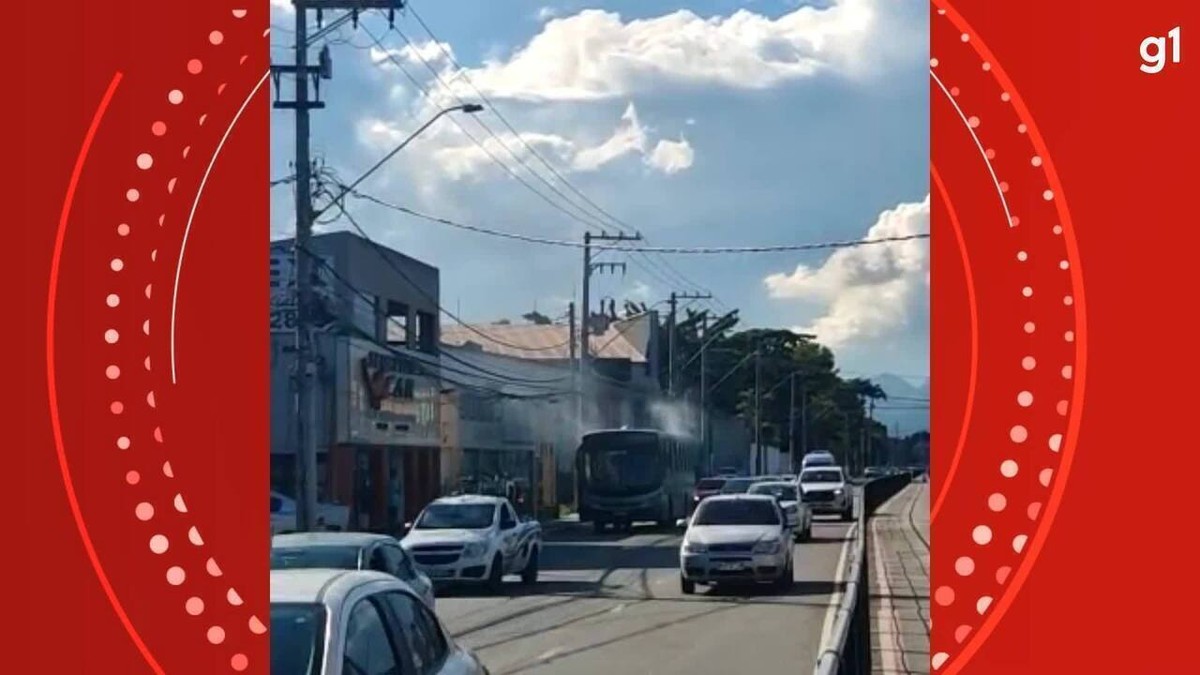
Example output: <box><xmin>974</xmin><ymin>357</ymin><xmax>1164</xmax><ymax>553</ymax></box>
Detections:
<box><xmin>270</xmin><ymin>231</ymin><xmax>442</xmax><ymax>533</ymax></box>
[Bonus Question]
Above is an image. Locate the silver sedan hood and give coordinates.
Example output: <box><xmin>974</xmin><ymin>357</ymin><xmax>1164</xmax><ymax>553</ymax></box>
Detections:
<box><xmin>686</xmin><ymin>525</ymin><xmax>781</xmax><ymax>546</ymax></box>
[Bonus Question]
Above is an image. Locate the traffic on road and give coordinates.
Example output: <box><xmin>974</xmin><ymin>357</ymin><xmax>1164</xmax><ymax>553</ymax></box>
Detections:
<box><xmin>266</xmin><ymin>439</ymin><xmax>919</xmax><ymax>674</ymax></box>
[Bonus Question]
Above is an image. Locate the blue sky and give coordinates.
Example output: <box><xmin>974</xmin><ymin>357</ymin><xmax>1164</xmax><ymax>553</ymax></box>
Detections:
<box><xmin>269</xmin><ymin>0</ymin><xmax>929</xmax><ymax>379</ymax></box>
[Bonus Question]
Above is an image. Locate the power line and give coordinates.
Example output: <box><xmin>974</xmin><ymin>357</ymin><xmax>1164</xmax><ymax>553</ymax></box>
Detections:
<box><xmin>342</xmin><ymin>186</ymin><xmax>930</xmax><ymax>254</ymax></box>
<box><xmin>402</xmin><ymin>3</ymin><xmax>718</xmax><ymax>306</ymax></box>
<box><xmin>299</xmin><ymin>246</ymin><xmax>576</xmax><ymax>389</ymax></box>
<box><xmin>370</xmin><ymin>23</ymin><xmax>694</xmax><ymax>301</ymax></box>
<box><xmin>317</xmin><ymin>192</ymin><xmax>574</xmax><ymax>352</ymax></box>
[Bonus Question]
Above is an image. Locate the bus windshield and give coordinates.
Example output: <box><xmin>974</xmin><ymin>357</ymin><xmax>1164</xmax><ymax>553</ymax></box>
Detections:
<box><xmin>580</xmin><ymin>433</ymin><xmax>664</xmax><ymax>495</ymax></box>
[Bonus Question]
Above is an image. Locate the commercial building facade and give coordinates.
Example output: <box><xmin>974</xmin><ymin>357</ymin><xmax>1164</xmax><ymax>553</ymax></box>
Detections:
<box><xmin>270</xmin><ymin>232</ymin><xmax>442</xmax><ymax>534</ymax></box>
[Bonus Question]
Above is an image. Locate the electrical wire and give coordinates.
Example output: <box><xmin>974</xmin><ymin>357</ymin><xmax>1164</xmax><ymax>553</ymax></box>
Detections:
<box><xmin>342</xmin><ymin>186</ymin><xmax>930</xmax><ymax>254</ymax></box>
<box><xmin>297</xmin><ymin>246</ymin><xmax>577</xmax><ymax>389</ymax></box>
<box><xmin>406</xmin><ymin>2</ymin><xmax>722</xmax><ymax>306</ymax></box>
<box><xmin>317</xmin><ymin>195</ymin><xmax>573</xmax><ymax>352</ymax></box>
<box><xmin>368</xmin><ymin>16</ymin><xmax>717</xmax><ymax>304</ymax></box>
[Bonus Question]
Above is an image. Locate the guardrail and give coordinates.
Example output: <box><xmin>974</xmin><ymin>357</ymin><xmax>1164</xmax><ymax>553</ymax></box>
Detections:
<box><xmin>813</xmin><ymin>472</ymin><xmax>913</xmax><ymax>675</ymax></box>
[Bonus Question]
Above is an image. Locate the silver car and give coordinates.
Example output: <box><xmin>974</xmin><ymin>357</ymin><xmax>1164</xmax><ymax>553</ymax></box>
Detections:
<box><xmin>271</xmin><ymin>569</ymin><xmax>486</xmax><ymax>675</ymax></box>
<box><xmin>271</xmin><ymin>532</ymin><xmax>436</xmax><ymax>610</ymax></box>
<box><xmin>748</xmin><ymin>481</ymin><xmax>812</xmax><ymax>542</ymax></box>
<box><xmin>679</xmin><ymin>494</ymin><xmax>794</xmax><ymax>594</ymax></box>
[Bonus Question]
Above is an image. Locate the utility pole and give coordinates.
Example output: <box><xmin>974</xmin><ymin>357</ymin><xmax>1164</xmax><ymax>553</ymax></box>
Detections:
<box><xmin>667</xmin><ymin>291</ymin><xmax>712</xmax><ymax>398</ymax></box>
<box><xmin>800</xmin><ymin>381</ymin><xmax>808</xmax><ymax>460</ymax></box>
<box><xmin>579</xmin><ymin>231</ymin><xmax>641</xmax><ymax>428</ymax></box>
<box><xmin>788</xmin><ymin>373</ymin><xmax>796</xmax><ymax>472</ymax></box>
<box><xmin>867</xmin><ymin>397</ymin><xmax>876</xmax><ymax>467</ymax></box>
<box><xmin>272</xmin><ymin>0</ymin><xmax>404</xmax><ymax>531</ymax></box>
<box><xmin>699</xmin><ymin>315</ymin><xmax>709</xmax><ymax>474</ymax></box>
<box><xmin>753</xmin><ymin>343</ymin><xmax>761</xmax><ymax>475</ymax></box>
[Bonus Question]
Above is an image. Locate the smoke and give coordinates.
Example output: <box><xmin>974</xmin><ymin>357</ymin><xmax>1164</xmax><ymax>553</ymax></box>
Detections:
<box><xmin>648</xmin><ymin>398</ymin><xmax>700</xmax><ymax>440</ymax></box>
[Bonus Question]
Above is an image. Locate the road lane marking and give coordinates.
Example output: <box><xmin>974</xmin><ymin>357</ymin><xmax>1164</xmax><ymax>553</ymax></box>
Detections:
<box><xmin>818</xmin><ymin>522</ymin><xmax>857</xmax><ymax>651</ymax></box>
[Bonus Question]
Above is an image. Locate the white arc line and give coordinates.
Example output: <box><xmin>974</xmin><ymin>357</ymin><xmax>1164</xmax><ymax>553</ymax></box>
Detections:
<box><xmin>930</xmin><ymin>69</ymin><xmax>1014</xmax><ymax>229</ymax></box>
<box><xmin>170</xmin><ymin>71</ymin><xmax>269</xmax><ymax>384</ymax></box>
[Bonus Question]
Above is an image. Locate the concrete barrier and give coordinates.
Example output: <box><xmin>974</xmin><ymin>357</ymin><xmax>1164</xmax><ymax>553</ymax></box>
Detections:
<box><xmin>813</xmin><ymin>472</ymin><xmax>914</xmax><ymax>675</ymax></box>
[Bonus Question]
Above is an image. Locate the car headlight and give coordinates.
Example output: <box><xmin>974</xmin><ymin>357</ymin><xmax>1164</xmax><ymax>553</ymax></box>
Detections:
<box><xmin>753</xmin><ymin>539</ymin><xmax>782</xmax><ymax>554</ymax></box>
<box><xmin>682</xmin><ymin>540</ymin><xmax>707</xmax><ymax>554</ymax></box>
<box><xmin>462</xmin><ymin>542</ymin><xmax>487</xmax><ymax>559</ymax></box>
<box><xmin>834</xmin><ymin>489</ymin><xmax>844</xmax><ymax>495</ymax></box>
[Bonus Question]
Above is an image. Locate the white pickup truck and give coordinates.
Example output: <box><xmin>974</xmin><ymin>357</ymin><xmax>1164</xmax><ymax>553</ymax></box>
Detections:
<box><xmin>401</xmin><ymin>495</ymin><xmax>542</xmax><ymax>591</ymax></box>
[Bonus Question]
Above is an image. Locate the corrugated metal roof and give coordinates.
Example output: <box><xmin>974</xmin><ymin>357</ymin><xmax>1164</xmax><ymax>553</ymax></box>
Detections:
<box><xmin>440</xmin><ymin>316</ymin><xmax>649</xmax><ymax>363</ymax></box>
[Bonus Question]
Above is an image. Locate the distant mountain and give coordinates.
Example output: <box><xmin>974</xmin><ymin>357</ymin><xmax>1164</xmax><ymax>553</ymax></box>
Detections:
<box><xmin>869</xmin><ymin>373</ymin><xmax>930</xmax><ymax>435</ymax></box>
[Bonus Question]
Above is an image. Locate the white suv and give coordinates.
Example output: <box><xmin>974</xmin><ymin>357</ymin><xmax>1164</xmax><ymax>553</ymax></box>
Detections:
<box><xmin>798</xmin><ymin>466</ymin><xmax>853</xmax><ymax>521</ymax></box>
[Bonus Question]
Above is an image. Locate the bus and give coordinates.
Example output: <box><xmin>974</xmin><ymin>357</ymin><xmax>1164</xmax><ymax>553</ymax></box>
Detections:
<box><xmin>575</xmin><ymin>428</ymin><xmax>698</xmax><ymax>533</ymax></box>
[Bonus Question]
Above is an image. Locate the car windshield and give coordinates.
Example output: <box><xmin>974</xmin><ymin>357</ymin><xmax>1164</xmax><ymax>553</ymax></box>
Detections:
<box><xmin>696</xmin><ymin>478</ymin><xmax>726</xmax><ymax>490</ymax></box>
<box><xmin>804</xmin><ymin>455</ymin><xmax>835</xmax><ymax>467</ymax></box>
<box><xmin>270</xmin><ymin>546</ymin><xmax>360</xmax><ymax>570</ymax></box>
<box><xmin>749</xmin><ymin>483</ymin><xmax>798</xmax><ymax>501</ymax></box>
<box><xmin>801</xmin><ymin>470</ymin><xmax>843</xmax><ymax>483</ymax></box>
<box><xmin>720</xmin><ymin>479</ymin><xmax>756</xmax><ymax>494</ymax></box>
<box><xmin>415</xmin><ymin>503</ymin><xmax>496</xmax><ymax>530</ymax></box>
<box><xmin>693</xmin><ymin>499</ymin><xmax>780</xmax><ymax>526</ymax></box>
<box><xmin>270</xmin><ymin>603</ymin><xmax>326</xmax><ymax>675</ymax></box>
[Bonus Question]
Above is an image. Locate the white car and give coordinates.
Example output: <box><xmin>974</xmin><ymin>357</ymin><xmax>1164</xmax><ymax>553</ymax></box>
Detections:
<box><xmin>270</xmin><ymin>569</ymin><xmax>487</xmax><ymax>675</ymax></box>
<box><xmin>748</xmin><ymin>481</ymin><xmax>812</xmax><ymax>542</ymax></box>
<box><xmin>271</xmin><ymin>532</ymin><xmax>436</xmax><ymax>610</ymax></box>
<box><xmin>679</xmin><ymin>494</ymin><xmax>794</xmax><ymax>594</ymax></box>
<box><xmin>402</xmin><ymin>495</ymin><xmax>541</xmax><ymax>591</ymax></box>
<box><xmin>798</xmin><ymin>466</ymin><xmax>854</xmax><ymax>521</ymax></box>
<box><xmin>800</xmin><ymin>451</ymin><xmax>837</xmax><ymax>469</ymax></box>
<box><xmin>270</xmin><ymin>490</ymin><xmax>351</xmax><ymax>534</ymax></box>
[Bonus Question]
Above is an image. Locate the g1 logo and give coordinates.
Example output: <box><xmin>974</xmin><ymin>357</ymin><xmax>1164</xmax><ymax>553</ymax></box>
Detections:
<box><xmin>1140</xmin><ymin>26</ymin><xmax>1181</xmax><ymax>74</ymax></box>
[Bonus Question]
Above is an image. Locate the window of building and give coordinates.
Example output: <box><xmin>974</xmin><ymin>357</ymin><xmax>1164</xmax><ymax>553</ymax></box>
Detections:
<box><xmin>386</xmin><ymin>300</ymin><xmax>409</xmax><ymax>346</ymax></box>
<box><xmin>416</xmin><ymin>311</ymin><xmax>436</xmax><ymax>354</ymax></box>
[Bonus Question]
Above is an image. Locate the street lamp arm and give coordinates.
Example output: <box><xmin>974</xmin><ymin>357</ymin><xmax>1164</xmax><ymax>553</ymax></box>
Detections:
<box><xmin>314</xmin><ymin>103</ymin><xmax>483</xmax><ymax>217</ymax></box>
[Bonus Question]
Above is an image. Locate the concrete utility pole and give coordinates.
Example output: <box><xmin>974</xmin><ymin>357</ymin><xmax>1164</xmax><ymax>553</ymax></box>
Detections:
<box><xmin>272</xmin><ymin>0</ymin><xmax>405</xmax><ymax>531</ymax></box>
<box><xmin>699</xmin><ymin>315</ymin><xmax>709</xmax><ymax>473</ymax></box>
<box><xmin>788</xmin><ymin>373</ymin><xmax>796</xmax><ymax>470</ymax></box>
<box><xmin>753</xmin><ymin>343</ymin><xmax>761</xmax><ymax>474</ymax></box>
<box><xmin>579</xmin><ymin>231</ymin><xmax>640</xmax><ymax>428</ymax></box>
<box><xmin>667</xmin><ymin>291</ymin><xmax>711</xmax><ymax>398</ymax></box>
<box><xmin>867</xmin><ymin>396</ymin><xmax>876</xmax><ymax>467</ymax></box>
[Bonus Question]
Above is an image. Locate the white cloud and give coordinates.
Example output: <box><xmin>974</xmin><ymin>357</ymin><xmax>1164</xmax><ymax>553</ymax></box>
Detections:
<box><xmin>763</xmin><ymin>196</ymin><xmax>929</xmax><ymax>348</ymax></box>
<box><xmin>270</xmin><ymin>0</ymin><xmax>293</xmax><ymax>14</ymax></box>
<box><xmin>536</xmin><ymin>6</ymin><xmax>559</xmax><ymax>22</ymax></box>
<box><xmin>571</xmin><ymin>103</ymin><xmax>647</xmax><ymax>171</ymax></box>
<box><xmin>359</xmin><ymin>101</ymin><xmax>692</xmax><ymax>182</ymax></box>
<box><xmin>645</xmin><ymin>136</ymin><xmax>695</xmax><ymax>175</ymax></box>
<box><xmin>370</xmin><ymin>41</ymin><xmax>456</xmax><ymax>70</ymax></box>
<box><xmin>685</xmin><ymin>118</ymin><xmax>697</xmax><ymax>126</ymax></box>
<box><xmin>449</xmin><ymin>1</ymin><xmax>878</xmax><ymax>102</ymax></box>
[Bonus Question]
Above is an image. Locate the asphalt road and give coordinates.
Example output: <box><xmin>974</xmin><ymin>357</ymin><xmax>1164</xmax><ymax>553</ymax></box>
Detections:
<box><xmin>435</xmin><ymin>515</ymin><xmax>856</xmax><ymax>675</ymax></box>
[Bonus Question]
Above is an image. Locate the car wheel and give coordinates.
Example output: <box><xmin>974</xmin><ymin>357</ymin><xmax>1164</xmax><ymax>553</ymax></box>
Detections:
<box><xmin>521</xmin><ymin>547</ymin><xmax>539</xmax><ymax>585</ymax></box>
<box><xmin>487</xmin><ymin>554</ymin><xmax>504</xmax><ymax>593</ymax></box>
<box><xmin>681</xmin><ymin>574</ymin><xmax>695</xmax><ymax>595</ymax></box>
<box><xmin>842</xmin><ymin>506</ymin><xmax>854</xmax><ymax>522</ymax></box>
<box><xmin>593</xmin><ymin>520</ymin><xmax>607</xmax><ymax>535</ymax></box>
<box><xmin>776</xmin><ymin>560</ymin><xmax>793</xmax><ymax>590</ymax></box>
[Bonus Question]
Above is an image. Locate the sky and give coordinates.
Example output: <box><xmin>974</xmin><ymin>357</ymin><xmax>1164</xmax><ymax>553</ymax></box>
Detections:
<box><xmin>269</xmin><ymin>0</ymin><xmax>930</xmax><ymax>380</ymax></box>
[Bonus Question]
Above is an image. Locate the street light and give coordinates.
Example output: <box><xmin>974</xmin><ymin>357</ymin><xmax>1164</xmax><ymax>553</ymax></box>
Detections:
<box><xmin>315</xmin><ymin>102</ymin><xmax>484</xmax><ymax>217</ymax></box>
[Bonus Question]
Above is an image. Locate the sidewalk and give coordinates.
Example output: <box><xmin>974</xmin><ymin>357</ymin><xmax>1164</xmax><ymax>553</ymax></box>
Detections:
<box><xmin>869</xmin><ymin>482</ymin><xmax>931</xmax><ymax>674</ymax></box>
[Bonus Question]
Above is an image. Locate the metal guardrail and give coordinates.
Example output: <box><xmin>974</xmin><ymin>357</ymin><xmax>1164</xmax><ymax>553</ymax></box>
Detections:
<box><xmin>813</xmin><ymin>473</ymin><xmax>914</xmax><ymax>675</ymax></box>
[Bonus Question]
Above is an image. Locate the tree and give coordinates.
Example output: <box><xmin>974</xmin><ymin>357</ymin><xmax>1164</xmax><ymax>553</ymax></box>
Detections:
<box><xmin>522</xmin><ymin>310</ymin><xmax>553</xmax><ymax>325</ymax></box>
